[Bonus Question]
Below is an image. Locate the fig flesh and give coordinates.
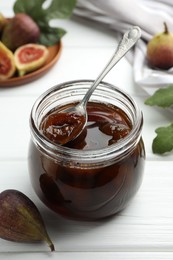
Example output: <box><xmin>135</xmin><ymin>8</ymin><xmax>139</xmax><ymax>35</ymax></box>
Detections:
<box><xmin>14</xmin><ymin>43</ymin><xmax>49</xmax><ymax>76</ymax></box>
<box><xmin>0</xmin><ymin>189</ymin><xmax>54</xmax><ymax>251</ymax></box>
<box><xmin>0</xmin><ymin>41</ymin><xmax>16</xmax><ymax>80</ymax></box>
<box><xmin>147</xmin><ymin>22</ymin><xmax>173</xmax><ymax>70</ymax></box>
<box><xmin>1</xmin><ymin>13</ymin><xmax>40</xmax><ymax>51</ymax></box>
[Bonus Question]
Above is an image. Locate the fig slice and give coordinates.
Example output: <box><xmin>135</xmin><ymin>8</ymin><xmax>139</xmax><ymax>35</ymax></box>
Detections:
<box><xmin>14</xmin><ymin>43</ymin><xmax>49</xmax><ymax>76</ymax></box>
<box><xmin>0</xmin><ymin>41</ymin><xmax>16</xmax><ymax>80</ymax></box>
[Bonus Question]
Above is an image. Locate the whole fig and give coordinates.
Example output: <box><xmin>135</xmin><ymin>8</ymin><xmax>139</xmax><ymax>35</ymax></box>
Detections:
<box><xmin>147</xmin><ymin>22</ymin><xmax>173</xmax><ymax>70</ymax></box>
<box><xmin>1</xmin><ymin>13</ymin><xmax>40</xmax><ymax>51</ymax></box>
<box><xmin>0</xmin><ymin>189</ymin><xmax>54</xmax><ymax>251</ymax></box>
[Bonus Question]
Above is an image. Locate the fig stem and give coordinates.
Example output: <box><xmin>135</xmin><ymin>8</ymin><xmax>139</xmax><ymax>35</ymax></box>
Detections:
<box><xmin>49</xmin><ymin>242</ymin><xmax>55</xmax><ymax>252</ymax></box>
<box><xmin>164</xmin><ymin>22</ymin><xmax>169</xmax><ymax>34</ymax></box>
<box><xmin>45</xmin><ymin>236</ymin><xmax>55</xmax><ymax>251</ymax></box>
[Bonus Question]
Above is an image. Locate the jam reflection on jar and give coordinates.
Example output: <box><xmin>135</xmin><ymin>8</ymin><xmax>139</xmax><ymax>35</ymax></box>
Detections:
<box><xmin>28</xmin><ymin>80</ymin><xmax>145</xmax><ymax>221</ymax></box>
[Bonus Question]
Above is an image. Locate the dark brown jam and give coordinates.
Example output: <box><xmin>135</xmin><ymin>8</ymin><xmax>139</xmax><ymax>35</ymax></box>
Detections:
<box><xmin>40</xmin><ymin>102</ymin><xmax>132</xmax><ymax>150</ymax></box>
<box><xmin>29</xmin><ymin>101</ymin><xmax>145</xmax><ymax>220</ymax></box>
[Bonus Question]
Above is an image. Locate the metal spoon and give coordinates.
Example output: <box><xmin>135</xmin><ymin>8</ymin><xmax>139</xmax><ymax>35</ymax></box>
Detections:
<box><xmin>49</xmin><ymin>26</ymin><xmax>141</xmax><ymax>145</ymax></box>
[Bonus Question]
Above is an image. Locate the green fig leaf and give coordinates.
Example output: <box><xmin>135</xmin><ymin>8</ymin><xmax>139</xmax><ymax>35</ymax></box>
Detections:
<box><xmin>43</xmin><ymin>0</ymin><xmax>77</xmax><ymax>20</ymax></box>
<box><xmin>152</xmin><ymin>123</ymin><xmax>173</xmax><ymax>154</ymax></box>
<box><xmin>13</xmin><ymin>0</ymin><xmax>77</xmax><ymax>46</ymax></box>
<box><xmin>13</xmin><ymin>0</ymin><xmax>46</xmax><ymax>22</ymax></box>
<box><xmin>145</xmin><ymin>84</ymin><xmax>173</xmax><ymax>107</ymax></box>
<box><xmin>38</xmin><ymin>26</ymin><xmax>66</xmax><ymax>46</ymax></box>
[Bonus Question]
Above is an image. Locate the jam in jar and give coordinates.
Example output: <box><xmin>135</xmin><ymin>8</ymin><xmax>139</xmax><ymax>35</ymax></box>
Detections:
<box><xmin>28</xmin><ymin>80</ymin><xmax>145</xmax><ymax>220</ymax></box>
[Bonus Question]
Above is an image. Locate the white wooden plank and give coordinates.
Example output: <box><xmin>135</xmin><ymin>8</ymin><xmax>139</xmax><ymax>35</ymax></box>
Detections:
<box><xmin>1</xmin><ymin>252</ymin><xmax>173</xmax><ymax>260</ymax></box>
<box><xmin>0</xmin><ymin>47</ymin><xmax>133</xmax><ymax>97</ymax></box>
<box><xmin>0</xmin><ymin>97</ymin><xmax>34</xmax><ymax>160</ymax></box>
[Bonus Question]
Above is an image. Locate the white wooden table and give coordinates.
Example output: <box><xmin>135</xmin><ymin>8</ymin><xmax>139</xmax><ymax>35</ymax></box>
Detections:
<box><xmin>1</xmin><ymin>1</ymin><xmax>173</xmax><ymax>259</ymax></box>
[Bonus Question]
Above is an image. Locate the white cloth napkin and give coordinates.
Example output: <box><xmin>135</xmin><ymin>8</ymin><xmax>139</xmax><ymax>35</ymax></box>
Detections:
<box><xmin>74</xmin><ymin>0</ymin><xmax>173</xmax><ymax>96</ymax></box>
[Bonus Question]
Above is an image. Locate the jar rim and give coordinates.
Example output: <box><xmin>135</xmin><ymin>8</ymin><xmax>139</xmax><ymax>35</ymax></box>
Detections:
<box><xmin>30</xmin><ymin>80</ymin><xmax>143</xmax><ymax>162</ymax></box>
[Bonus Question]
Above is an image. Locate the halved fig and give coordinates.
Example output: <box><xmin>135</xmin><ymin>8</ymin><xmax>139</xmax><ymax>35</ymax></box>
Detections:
<box><xmin>14</xmin><ymin>43</ymin><xmax>49</xmax><ymax>76</ymax></box>
<box><xmin>0</xmin><ymin>41</ymin><xmax>16</xmax><ymax>80</ymax></box>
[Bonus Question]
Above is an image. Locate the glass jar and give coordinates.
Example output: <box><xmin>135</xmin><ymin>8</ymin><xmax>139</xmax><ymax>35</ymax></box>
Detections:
<box><xmin>28</xmin><ymin>80</ymin><xmax>145</xmax><ymax>221</ymax></box>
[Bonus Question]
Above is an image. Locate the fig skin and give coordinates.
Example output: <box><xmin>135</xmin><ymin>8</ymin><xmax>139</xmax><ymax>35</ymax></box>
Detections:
<box><xmin>1</xmin><ymin>13</ymin><xmax>40</xmax><ymax>51</ymax></box>
<box><xmin>14</xmin><ymin>43</ymin><xmax>49</xmax><ymax>76</ymax></box>
<box><xmin>0</xmin><ymin>189</ymin><xmax>55</xmax><ymax>251</ymax></box>
<box><xmin>0</xmin><ymin>13</ymin><xmax>8</xmax><ymax>33</ymax></box>
<box><xmin>147</xmin><ymin>22</ymin><xmax>173</xmax><ymax>70</ymax></box>
<box><xmin>0</xmin><ymin>41</ymin><xmax>16</xmax><ymax>80</ymax></box>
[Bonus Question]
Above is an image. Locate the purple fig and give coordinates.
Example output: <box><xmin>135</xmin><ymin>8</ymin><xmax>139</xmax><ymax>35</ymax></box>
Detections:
<box><xmin>1</xmin><ymin>13</ymin><xmax>40</xmax><ymax>51</ymax></box>
<box><xmin>147</xmin><ymin>22</ymin><xmax>173</xmax><ymax>70</ymax></box>
<box><xmin>0</xmin><ymin>189</ymin><xmax>54</xmax><ymax>251</ymax></box>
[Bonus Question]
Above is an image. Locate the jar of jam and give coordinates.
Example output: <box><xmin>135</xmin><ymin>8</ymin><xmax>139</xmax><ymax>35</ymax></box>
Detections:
<box><xmin>28</xmin><ymin>80</ymin><xmax>145</xmax><ymax>220</ymax></box>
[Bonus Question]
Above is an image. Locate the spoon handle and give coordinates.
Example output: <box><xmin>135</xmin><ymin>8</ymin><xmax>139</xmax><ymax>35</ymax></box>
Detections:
<box><xmin>80</xmin><ymin>26</ymin><xmax>141</xmax><ymax>108</ymax></box>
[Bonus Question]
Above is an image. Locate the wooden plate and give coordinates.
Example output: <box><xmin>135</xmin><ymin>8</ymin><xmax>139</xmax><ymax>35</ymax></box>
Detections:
<box><xmin>0</xmin><ymin>41</ymin><xmax>62</xmax><ymax>87</ymax></box>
